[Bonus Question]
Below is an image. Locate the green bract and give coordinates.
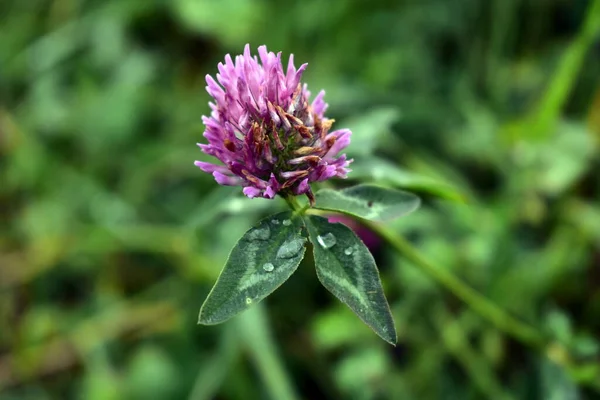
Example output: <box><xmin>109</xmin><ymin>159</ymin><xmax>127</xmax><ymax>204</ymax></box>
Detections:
<box><xmin>198</xmin><ymin>184</ymin><xmax>421</xmax><ymax>344</ymax></box>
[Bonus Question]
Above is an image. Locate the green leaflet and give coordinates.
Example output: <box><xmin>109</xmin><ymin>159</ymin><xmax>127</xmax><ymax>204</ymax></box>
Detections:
<box><xmin>198</xmin><ymin>211</ymin><xmax>306</xmax><ymax>325</ymax></box>
<box><xmin>350</xmin><ymin>158</ymin><xmax>465</xmax><ymax>202</ymax></box>
<box><xmin>304</xmin><ymin>215</ymin><xmax>397</xmax><ymax>345</ymax></box>
<box><xmin>314</xmin><ymin>184</ymin><xmax>420</xmax><ymax>221</ymax></box>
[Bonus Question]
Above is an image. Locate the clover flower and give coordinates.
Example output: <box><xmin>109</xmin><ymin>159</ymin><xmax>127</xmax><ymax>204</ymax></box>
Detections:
<box><xmin>194</xmin><ymin>44</ymin><xmax>352</xmax><ymax>204</ymax></box>
<box><xmin>194</xmin><ymin>45</ymin><xmax>422</xmax><ymax>346</ymax></box>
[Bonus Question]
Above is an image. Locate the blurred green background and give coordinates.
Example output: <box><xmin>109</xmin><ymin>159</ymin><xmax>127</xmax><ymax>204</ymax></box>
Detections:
<box><xmin>1</xmin><ymin>0</ymin><xmax>600</xmax><ymax>399</ymax></box>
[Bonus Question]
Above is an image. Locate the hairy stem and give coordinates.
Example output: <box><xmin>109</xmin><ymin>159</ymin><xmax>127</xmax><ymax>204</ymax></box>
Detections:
<box><xmin>365</xmin><ymin>220</ymin><xmax>545</xmax><ymax>348</ymax></box>
<box><xmin>282</xmin><ymin>194</ymin><xmax>308</xmax><ymax>215</ymax></box>
<box><xmin>359</xmin><ymin>219</ymin><xmax>600</xmax><ymax>390</ymax></box>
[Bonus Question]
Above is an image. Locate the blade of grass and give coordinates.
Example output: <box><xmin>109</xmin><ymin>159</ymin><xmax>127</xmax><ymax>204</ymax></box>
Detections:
<box><xmin>236</xmin><ymin>304</ymin><xmax>299</xmax><ymax>400</ymax></box>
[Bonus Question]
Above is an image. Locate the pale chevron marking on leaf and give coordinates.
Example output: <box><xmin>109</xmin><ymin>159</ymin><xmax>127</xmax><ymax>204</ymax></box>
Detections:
<box><xmin>314</xmin><ymin>184</ymin><xmax>420</xmax><ymax>222</ymax></box>
<box><xmin>198</xmin><ymin>211</ymin><xmax>306</xmax><ymax>325</ymax></box>
<box><xmin>305</xmin><ymin>215</ymin><xmax>397</xmax><ymax>344</ymax></box>
<box><xmin>317</xmin><ymin>268</ymin><xmax>369</xmax><ymax>309</ymax></box>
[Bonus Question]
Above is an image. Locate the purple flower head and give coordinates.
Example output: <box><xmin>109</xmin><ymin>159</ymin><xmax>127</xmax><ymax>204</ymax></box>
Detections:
<box><xmin>195</xmin><ymin>44</ymin><xmax>352</xmax><ymax>204</ymax></box>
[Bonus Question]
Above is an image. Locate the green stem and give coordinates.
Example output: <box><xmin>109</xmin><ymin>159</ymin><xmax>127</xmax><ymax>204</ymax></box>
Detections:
<box><xmin>374</xmin><ymin>224</ymin><xmax>600</xmax><ymax>389</ymax></box>
<box><xmin>282</xmin><ymin>194</ymin><xmax>308</xmax><ymax>215</ymax></box>
<box><xmin>363</xmin><ymin>220</ymin><xmax>547</xmax><ymax>348</ymax></box>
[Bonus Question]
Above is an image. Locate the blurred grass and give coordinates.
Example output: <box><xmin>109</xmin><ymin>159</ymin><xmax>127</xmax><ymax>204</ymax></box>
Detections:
<box><xmin>1</xmin><ymin>0</ymin><xmax>600</xmax><ymax>399</ymax></box>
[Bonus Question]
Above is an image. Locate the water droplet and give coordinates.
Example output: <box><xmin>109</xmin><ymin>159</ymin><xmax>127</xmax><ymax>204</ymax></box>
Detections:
<box><xmin>262</xmin><ymin>262</ymin><xmax>275</xmax><ymax>272</ymax></box>
<box><xmin>247</xmin><ymin>225</ymin><xmax>270</xmax><ymax>241</ymax></box>
<box><xmin>317</xmin><ymin>233</ymin><xmax>336</xmax><ymax>249</ymax></box>
<box><xmin>282</xmin><ymin>219</ymin><xmax>292</xmax><ymax>226</ymax></box>
<box><xmin>344</xmin><ymin>247</ymin><xmax>354</xmax><ymax>255</ymax></box>
<box><xmin>276</xmin><ymin>238</ymin><xmax>305</xmax><ymax>259</ymax></box>
<box><xmin>245</xmin><ymin>297</ymin><xmax>253</xmax><ymax>305</ymax></box>
<box><xmin>271</xmin><ymin>219</ymin><xmax>280</xmax><ymax>225</ymax></box>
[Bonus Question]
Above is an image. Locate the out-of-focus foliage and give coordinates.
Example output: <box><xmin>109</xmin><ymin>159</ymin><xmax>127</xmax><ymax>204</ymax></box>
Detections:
<box><xmin>1</xmin><ymin>0</ymin><xmax>600</xmax><ymax>399</ymax></box>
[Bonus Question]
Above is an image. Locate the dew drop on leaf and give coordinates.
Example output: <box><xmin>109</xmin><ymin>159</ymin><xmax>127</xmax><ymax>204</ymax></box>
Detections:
<box><xmin>247</xmin><ymin>225</ymin><xmax>271</xmax><ymax>241</ymax></box>
<box><xmin>262</xmin><ymin>262</ymin><xmax>275</xmax><ymax>272</ymax></box>
<box><xmin>317</xmin><ymin>233</ymin><xmax>337</xmax><ymax>249</ymax></box>
<box><xmin>344</xmin><ymin>247</ymin><xmax>354</xmax><ymax>255</ymax></box>
<box><xmin>271</xmin><ymin>219</ymin><xmax>280</xmax><ymax>225</ymax></box>
<box><xmin>245</xmin><ymin>297</ymin><xmax>253</xmax><ymax>305</ymax></box>
<box><xmin>282</xmin><ymin>219</ymin><xmax>292</xmax><ymax>226</ymax></box>
<box><xmin>276</xmin><ymin>238</ymin><xmax>305</xmax><ymax>259</ymax></box>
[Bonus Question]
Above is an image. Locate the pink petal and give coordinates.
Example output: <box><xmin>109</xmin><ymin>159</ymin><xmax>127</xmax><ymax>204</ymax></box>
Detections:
<box><xmin>213</xmin><ymin>171</ymin><xmax>243</xmax><ymax>186</ymax></box>
<box><xmin>243</xmin><ymin>186</ymin><xmax>262</xmax><ymax>198</ymax></box>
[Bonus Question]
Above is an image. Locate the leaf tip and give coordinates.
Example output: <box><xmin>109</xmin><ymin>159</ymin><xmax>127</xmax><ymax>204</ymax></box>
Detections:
<box><xmin>197</xmin><ymin>311</ymin><xmax>208</xmax><ymax>325</ymax></box>
<box><xmin>197</xmin><ymin>304</ymin><xmax>217</xmax><ymax>325</ymax></box>
<box><xmin>383</xmin><ymin>332</ymin><xmax>398</xmax><ymax>346</ymax></box>
<box><xmin>377</xmin><ymin>323</ymin><xmax>397</xmax><ymax>345</ymax></box>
